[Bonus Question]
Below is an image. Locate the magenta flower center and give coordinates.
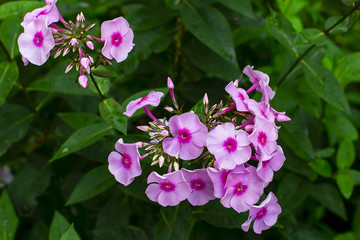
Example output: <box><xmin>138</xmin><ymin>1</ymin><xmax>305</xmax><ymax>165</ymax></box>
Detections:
<box><xmin>111</xmin><ymin>32</ymin><xmax>122</xmax><ymax>46</ymax></box>
<box><xmin>223</xmin><ymin>137</ymin><xmax>237</xmax><ymax>153</ymax></box>
<box><xmin>33</xmin><ymin>31</ymin><xmax>44</xmax><ymax>47</ymax></box>
<box><xmin>177</xmin><ymin>128</ymin><xmax>192</xmax><ymax>143</ymax></box>
<box><xmin>233</xmin><ymin>182</ymin><xmax>248</xmax><ymax>195</ymax></box>
<box><xmin>190</xmin><ymin>178</ymin><xmax>206</xmax><ymax>191</ymax></box>
<box><xmin>258</xmin><ymin>132</ymin><xmax>267</xmax><ymax>146</ymax></box>
<box><xmin>221</xmin><ymin>171</ymin><xmax>229</xmax><ymax>184</ymax></box>
<box><xmin>238</xmin><ymin>92</ymin><xmax>245</xmax><ymax>101</ymax></box>
<box><xmin>121</xmin><ymin>153</ymin><xmax>132</xmax><ymax>169</ymax></box>
<box><xmin>262</xmin><ymin>160</ymin><xmax>269</xmax><ymax>167</ymax></box>
<box><xmin>160</xmin><ymin>181</ymin><xmax>176</xmax><ymax>192</ymax></box>
<box><xmin>256</xmin><ymin>207</ymin><xmax>267</xmax><ymax>219</ymax></box>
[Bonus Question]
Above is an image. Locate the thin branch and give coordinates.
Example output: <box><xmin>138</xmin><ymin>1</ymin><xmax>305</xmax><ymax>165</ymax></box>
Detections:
<box><xmin>89</xmin><ymin>73</ymin><xmax>105</xmax><ymax>101</ymax></box>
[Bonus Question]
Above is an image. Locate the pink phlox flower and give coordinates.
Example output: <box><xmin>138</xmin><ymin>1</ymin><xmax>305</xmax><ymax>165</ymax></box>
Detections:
<box><xmin>270</xmin><ymin>107</ymin><xmax>291</xmax><ymax>122</ymax></box>
<box><xmin>220</xmin><ymin>167</ymin><xmax>264</xmax><ymax>213</ymax></box>
<box><xmin>101</xmin><ymin>17</ymin><xmax>134</xmax><ymax>63</ymax></box>
<box><xmin>108</xmin><ymin>138</ymin><xmax>142</xmax><ymax>186</ymax></box>
<box><xmin>247</xmin><ymin>99</ymin><xmax>275</xmax><ymax>123</ymax></box>
<box><xmin>243</xmin><ymin>65</ymin><xmax>275</xmax><ymax>100</ymax></box>
<box><xmin>256</xmin><ymin>146</ymin><xmax>286</xmax><ymax>182</ymax></box>
<box><xmin>124</xmin><ymin>91</ymin><xmax>164</xmax><ymax>117</ymax></box>
<box><xmin>225</xmin><ymin>81</ymin><xmax>250</xmax><ymax>112</ymax></box>
<box><xmin>162</xmin><ymin>112</ymin><xmax>208</xmax><ymax>160</ymax></box>
<box><xmin>181</xmin><ymin>168</ymin><xmax>215</xmax><ymax>206</ymax></box>
<box><xmin>21</xmin><ymin>1</ymin><xmax>60</xmax><ymax>27</ymax></box>
<box><xmin>248</xmin><ymin>118</ymin><xmax>278</xmax><ymax>161</ymax></box>
<box><xmin>145</xmin><ymin>170</ymin><xmax>192</xmax><ymax>207</ymax></box>
<box><xmin>0</xmin><ymin>166</ymin><xmax>13</xmax><ymax>188</ymax></box>
<box><xmin>18</xmin><ymin>15</ymin><xmax>55</xmax><ymax>66</ymax></box>
<box><xmin>206</xmin><ymin>122</ymin><xmax>251</xmax><ymax>170</ymax></box>
<box><xmin>241</xmin><ymin>192</ymin><xmax>281</xmax><ymax>234</ymax></box>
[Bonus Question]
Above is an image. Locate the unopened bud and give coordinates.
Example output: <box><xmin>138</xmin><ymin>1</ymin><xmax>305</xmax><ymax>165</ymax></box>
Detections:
<box><xmin>65</xmin><ymin>61</ymin><xmax>74</xmax><ymax>73</ymax></box>
<box><xmin>203</xmin><ymin>93</ymin><xmax>209</xmax><ymax>112</ymax></box>
<box><xmin>86</xmin><ymin>23</ymin><xmax>95</xmax><ymax>31</ymax></box>
<box><xmin>22</xmin><ymin>56</ymin><xmax>29</xmax><ymax>66</ymax></box>
<box><xmin>234</xmin><ymin>79</ymin><xmax>239</xmax><ymax>88</ymax></box>
<box><xmin>276</xmin><ymin>113</ymin><xmax>291</xmax><ymax>122</ymax></box>
<box><xmin>158</xmin><ymin>155</ymin><xmax>165</xmax><ymax>168</ymax></box>
<box><xmin>244</xmin><ymin>124</ymin><xmax>254</xmax><ymax>133</ymax></box>
<box><xmin>160</xmin><ymin>130</ymin><xmax>169</xmax><ymax>137</ymax></box>
<box><xmin>78</xmin><ymin>75</ymin><xmax>88</xmax><ymax>88</ymax></box>
<box><xmin>70</xmin><ymin>38</ymin><xmax>77</xmax><ymax>46</ymax></box>
<box><xmin>151</xmin><ymin>160</ymin><xmax>159</xmax><ymax>166</ymax></box>
<box><xmin>210</xmin><ymin>104</ymin><xmax>217</xmax><ymax>112</ymax></box>
<box><xmin>76</xmin><ymin>12</ymin><xmax>85</xmax><ymax>27</ymax></box>
<box><xmin>152</xmin><ymin>154</ymin><xmax>159</xmax><ymax>161</ymax></box>
<box><xmin>86</xmin><ymin>41</ymin><xmax>94</xmax><ymax>50</ymax></box>
<box><xmin>173</xmin><ymin>161</ymin><xmax>179</xmax><ymax>171</ymax></box>
<box><xmin>167</xmin><ymin>77</ymin><xmax>174</xmax><ymax>89</ymax></box>
<box><xmin>164</xmin><ymin>106</ymin><xmax>174</xmax><ymax>112</ymax></box>
<box><xmin>54</xmin><ymin>48</ymin><xmax>63</xmax><ymax>58</ymax></box>
<box><xmin>88</xmin><ymin>55</ymin><xmax>94</xmax><ymax>63</ymax></box>
<box><xmin>134</xmin><ymin>141</ymin><xmax>144</xmax><ymax>148</ymax></box>
<box><xmin>137</xmin><ymin>125</ymin><xmax>150</xmax><ymax>132</ymax></box>
<box><xmin>80</xmin><ymin>57</ymin><xmax>91</xmax><ymax>74</ymax></box>
<box><xmin>62</xmin><ymin>46</ymin><xmax>70</xmax><ymax>56</ymax></box>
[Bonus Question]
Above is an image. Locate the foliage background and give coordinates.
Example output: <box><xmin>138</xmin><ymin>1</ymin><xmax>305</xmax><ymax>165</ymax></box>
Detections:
<box><xmin>0</xmin><ymin>0</ymin><xmax>360</xmax><ymax>239</ymax></box>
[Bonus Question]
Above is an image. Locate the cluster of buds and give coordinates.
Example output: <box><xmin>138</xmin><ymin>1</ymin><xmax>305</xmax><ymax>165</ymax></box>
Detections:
<box><xmin>108</xmin><ymin>66</ymin><xmax>291</xmax><ymax>234</ymax></box>
<box><xmin>17</xmin><ymin>0</ymin><xmax>134</xmax><ymax>88</ymax></box>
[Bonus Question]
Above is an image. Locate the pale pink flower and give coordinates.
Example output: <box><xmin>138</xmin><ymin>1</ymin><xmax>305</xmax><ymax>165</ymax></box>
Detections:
<box><xmin>145</xmin><ymin>170</ymin><xmax>191</xmax><ymax>207</ymax></box>
<box><xmin>101</xmin><ymin>17</ymin><xmax>134</xmax><ymax>63</ymax></box>
<box><xmin>162</xmin><ymin>112</ymin><xmax>208</xmax><ymax>160</ymax></box>
<box><xmin>225</xmin><ymin>81</ymin><xmax>250</xmax><ymax>112</ymax></box>
<box><xmin>18</xmin><ymin>16</ymin><xmax>55</xmax><ymax>66</ymax></box>
<box><xmin>78</xmin><ymin>75</ymin><xmax>88</xmax><ymax>88</ymax></box>
<box><xmin>256</xmin><ymin>146</ymin><xmax>286</xmax><ymax>182</ymax></box>
<box><xmin>241</xmin><ymin>192</ymin><xmax>281</xmax><ymax>234</ymax></box>
<box><xmin>243</xmin><ymin>65</ymin><xmax>275</xmax><ymax>101</ymax></box>
<box><xmin>108</xmin><ymin>138</ymin><xmax>142</xmax><ymax>186</ymax></box>
<box><xmin>21</xmin><ymin>1</ymin><xmax>60</xmax><ymax>27</ymax></box>
<box><xmin>124</xmin><ymin>91</ymin><xmax>164</xmax><ymax>117</ymax></box>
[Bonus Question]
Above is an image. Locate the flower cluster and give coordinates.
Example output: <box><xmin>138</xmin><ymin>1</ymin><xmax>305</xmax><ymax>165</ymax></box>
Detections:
<box><xmin>108</xmin><ymin>66</ymin><xmax>290</xmax><ymax>234</ymax></box>
<box><xmin>18</xmin><ymin>0</ymin><xmax>134</xmax><ymax>88</ymax></box>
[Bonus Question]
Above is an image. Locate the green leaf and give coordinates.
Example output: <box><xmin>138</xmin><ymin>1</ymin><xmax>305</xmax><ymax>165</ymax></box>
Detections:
<box><xmin>59</xmin><ymin>224</ymin><xmax>80</xmax><ymax>240</ymax></box>
<box><xmin>302</xmin><ymin>61</ymin><xmax>350</xmax><ymax>113</ymax></box>
<box><xmin>181</xmin><ymin>1</ymin><xmax>237</xmax><ymax>66</ymax></box>
<box><xmin>99</xmin><ymin>98</ymin><xmax>127</xmax><ymax>134</ymax></box>
<box><xmin>294</xmin><ymin>28</ymin><xmax>326</xmax><ymax>47</ymax></box>
<box><xmin>308</xmin><ymin>158</ymin><xmax>332</xmax><ymax>177</ymax></box>
<box><xmin>325</xmin><ymin>16</ymin><xmax>349</xmax><ymax>34</ymax></box>
<box><xmin>326</xmin><ymin>116</ymin><xmax>358</xmax><ymax>141</ymax></box>
<box><xmin>346</xmin><ymin>169</ymin><xmax>360</xmax><ymax>185</ymax></box>
<box><xmin>336</xmin><ymin>139</ymin><xmax>355</xmax><ymax>170</ymax></box>
<box><xmin>0</xmin><ymin>15</ymin><xmax>22</xmax><ymax>59</ymax></box>
<box><xmin>334</xmin><ymin>232</ymin><xmax>356</xmax><ymax>240</ymax></box>
<box><xmin>218</xmin><ymin>0</ymin><xmax>254</xmax><ymax>19</ymax></box>
<box><xmin>0</xmin><ymin>191</ymin><xmax>18</xmax><ymax>240</ymax></box>
<box><xmin>58</xmin><ymin>112</ymin><xmax>103</xmax><ymax>130</ymax></box>
<box><xmin>314</xmin><ymin>148</ymin><xmax>335</xmax><ymax>158</ymax></box>
<box><xmin>335</xmin><ymin>52</ymin><xmax>360</xmax><ymax>87</ymax></box>
<box><xmin>0</xmin><ymin>1</ymin><xmax>43</xmax><ymax>20</ymax></box>
<box><xmin>93</xmin><ymin>226</ymin><xmax>146</xmax><ymax>240</ymax></box>
<box><xmin>66</xmin><ymin>165</ymin><xmax>116</xmax><ymax>205</ymax></box>
<box><xmin>95</xmin><ymin>195</ymin><xmax>129</xmax><ymax>229</ymax></box>
<box><xmin>0</xmin><ymin>104</ymin><xmax>34</xmax><ymax>156</ymax></box>
<box><xmin>310</xmin><ymin>183</ymin><xmax>347</xmax><ymax>220</ymax></box>
<box><xmin>50</xmin><ymin>122</ymin><xmax>112</xmax><ymax>162</ymax></box>
<box><xmin>121</xmin><ymin>88</ymin><xmax>168</xmax><ymax>118</ymax></box>
<box><xmin>91</xmin><ymin>65</ymin><xmax>119</xmax><ymax>78</ymax></box>
<box><xmin>336</xmin><ymin>173</ymin><xmax>354</xmax><ymax>199</ymax></box>
<box><xmin>0</xmin><ymin>61</ymin><xmax>19</xmax><ymax>105</ymax></box>
<box><xmin>49</xmin><ymin>211</ymin><xmax>71</xmax><ymax>240</ymax></box>
<box><xmin>88</xmin><ymin>76</ymin><xmax>110</xmax><ymax>96</ymax></box>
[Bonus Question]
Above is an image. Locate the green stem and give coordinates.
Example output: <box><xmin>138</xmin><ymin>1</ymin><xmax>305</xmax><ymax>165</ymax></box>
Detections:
<box><xmin>89</xmin><ymin>72</ymin><xmax>105</xmax><ymax>101</ymax></box>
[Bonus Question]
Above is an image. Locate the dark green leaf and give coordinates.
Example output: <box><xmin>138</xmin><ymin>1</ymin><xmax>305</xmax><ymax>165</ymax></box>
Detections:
<box><xmin>335</xmin><ymin>52</ymin><xmax>360</xmax><ymax>86</ymax></box>
<box><xmin>91</xmin><ymin>65</ymin><xmax>119</xmax><ymax>78</ymax></box>
<box><xmin>308</xmin><ymin>158</ymin><xmax>332</xmax><ymax>177</ymax></box>
<box><xmin>0</xmin><ymin>190</ymin><xmax>18</xmax><ymax>240</ymax></box>
<box><xmin>88</xmin><ymin>76</ymin><xmax>110</xmax><ymax>96</ymax></box>
<box><xmin>181</xmin><ymin>2</ymin><xmax>238</xmax><ymax>66</ymax></box>
<box><xmin>294</xmin><ymin>28</ymin><xmax>326</xmax><ymax>47</ymax></box>
<box><xmin>218</xmin><ymin>0</ymin><xmax>254</xmax><ymax>19</ymax></box>
<box><xmin>59</xmin><ymin>224</ymin><xmax>81</xmax><ymax>240</ymax></box>
<box><xmin>49</xmin><ymin>211</ymin><xmax>71</xmax><ymax>240</ymax></box>
<box><xmin>336</xmin><ymin>139</ymin><xmax>355</xmax><ymax>170</ymax></box>
<box><xmin>66</xmin><ymin>165</ymin><xmax>116</xmax><ymax>205</ymax></box>
<box><xmin>314</xmin><ymin>148</ymin><xmax>335</xmax><ymax>158</ymax></box>
<box><xmin>58</xmin><ymin>112</ymin><xmax>103</xmax><ymax>130</ymax></box>
<box><xmin>346</xmin><ymin>169</ymin><xmax>360</xmax><ymax>185</ymax></box>
<box><xmin>334</xmin><ymin>232</ymin><xmax>356</xmax><ymax>240</ymax></box>
<box><xmin>0</xmin><ymin>61</ymin><xmax>19</xmax><ymax>105</ymax></box>
<box><xmin>0</xmin><ymin>15</ymin><xmax>22</xmax><ymax>59</ymax></box>
<box><xmin>310</xmin><ymin>183</ymin><xmax>347</xmax><ymax>220</ymax></box>
<box><xmin>50</xmin><ymin>122</ymin><xmax>112</xmax><ymax>162</ymax></box>
<box><xmin>95</xmin><ymin>195</ymin><xmax>129</xmax><ymax>229</ymax></box>
<box><xmin>325</xmin><ymin>16</ymin><xmax>349</xmax><ymax>34</ymax></box>
<box><xmin>336</xmin><ymin>173</ymin><xmax>354</xmax><ymax>199</ymax></box>
<box><xmin>99</xmin><ymin>98</ymin><xmax>127</xmax><ymax>134</ymax></box>
<box><xmin>93</xmin><ymin>226</ymin><xmax>147</xmax><ymax>240</ymax></box>
<box><xmin>0</xmin><ymin>1</ymin><xmax>43</xmax><ymax>20</ymax></box>
<box><xmin>284</xmin><ymin>155</ymin><xmax>317</xmax><ymax>181</ymax></box>
<box><xmin>326</xmin><ymin>116</ymin><xmax>358</xmax><ymax>141</ymax></box>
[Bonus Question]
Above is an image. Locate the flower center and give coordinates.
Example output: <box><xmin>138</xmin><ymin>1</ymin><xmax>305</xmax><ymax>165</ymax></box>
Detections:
<box><xmin>177</xmin><ymin>128</ymin><xmax>192</xmax><ymax>143</ymax></box>
<box><xmin>33</xmin><ymin>31</ymin><xmax>44</xmax><ymax>47</ymax></box>
<box><xmin>121</xmin><ymin>153</ymin><xmax>132</xmax><ymax>169</ymax></box>
<box><xmin>190</xmin><ymin>178</ymin><xmax>206</xmax><ymax>191</ymax></box>
<box><xmin>258</xmin><ymin>132</ymin><xmax>267</xmax><ymax>146</ymax></box>
<box><xmin>160</xmin><ymin>181</ymin><xmax>176</xmax><ymax>192</ymax></box>
<box><xmin>256</xmin><ymin>207</ymin><xmax>267</xmax><ymax>219</ymax></box>
<box><xmin>223</xmin><ymin>137</ymin><xmax>237</xmax><ymax>153</ymax></box>
<box><xmin>111</xmin><ymin>32</ymin><xmax>122</xmax><ymax>46</ymax></box>
<box><xmin>233</xmin><ymin>182</ymin><xmax>248</xmax><ymax>195</ymax></box>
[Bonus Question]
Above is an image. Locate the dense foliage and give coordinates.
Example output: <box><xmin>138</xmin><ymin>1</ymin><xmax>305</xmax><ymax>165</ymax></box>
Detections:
<box><xmin>0</xmin><ymin>0</ymin><xmax>360</xmax><ymax>239</ymax></box>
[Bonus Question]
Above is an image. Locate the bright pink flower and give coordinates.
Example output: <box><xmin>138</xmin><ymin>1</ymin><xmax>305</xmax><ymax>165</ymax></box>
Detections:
<box><xmin>248</xmin><ymin>118</ymin><xmax>278</xmax><ymax>161</ymax></box>
<box><xmin>101</xmin><ymin>17</ymin><xmax>134</xmax><ymax>63</ymax></box>
<box><xmin>220</xmin><ymin>167</ymin><xmax>264</xmax><ymax>213</ymax></box>
<box><xmin>243</xmin><ymin>65</ymin><xmax>275</xmax><ymax>100</ymax></box>
<box><xmin>256</xmin><ymin>146</ymin><xmax>286</xmax><ymax>182</ymax></box>
<box><xmin>21</xmin><ymin>1</ymin><xmax>60</xmax><ymax>27</ymax></box>
<box><xmin>181</xmin><ymin>168</ymin><xmax>215</xmax><ymax>206</ymax></box>
<box><xmin>124</xmin><ymin>91</ymin><xmax>164</xmax><ymax>117</ymax></box>
<box><xmin>18</xmin><ymin>16</ymin><xmax>55</xmax><ymax>66</ymax></box>
<box><xmin>162</xmin><ymin>112</ymin><xmax>208</xmax><ymax>160</ymax></box>
<box><xmin>206</xmin><ymin>122</ymin><xmax>251</xmax><ymax>170</ymax></box>
<box><xmin>108</xmin><ymin>138</ymin><xmax>142</xmax><ymax>186</ymax></box>
<box><xmin>145</xmin><ymin>170</ymin><xmax>192</xmax><ymax>207</ymax></box>
<box><xmin>241</xmin><ymin>192</ymin><xmax>281</xmax><ymax>234</ymax></box>
<box><xmin>78</xmin><ymin>75</ymin><xmax>88</xmax><ymax>88</ymax></box>
<box><xmin>225</xmin><ymin>81</ymin><xmax>249</xmax><ymax>112</ymax></box>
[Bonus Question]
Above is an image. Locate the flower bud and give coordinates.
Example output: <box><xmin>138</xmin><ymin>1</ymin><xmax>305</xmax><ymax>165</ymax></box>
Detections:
<box><xmin>167</xmin><ymin>77</ymin><xmax>174</xmax><ymax>89</ymax></box>
<box><xmin>65</xmin><ymin>61</ymin><xmax>74</xmax><ymax>73</ymax></box>
<box><xmin>160</xmin><ymin>130</ymin><xmax>169</xmax><ymax>137</ymax></box>
<box><xmin>203</xmin><ymin>93</ymin><xmax>209</xmax><ymax>113</ymax></box>
<box><xmin>62</xmin><ymin>46</ymin><xmax>70</xmax><ymax>56</ymax></box>
<box><xmin>70</xmin><ymin>38</ymin><xmax>77</xmax><ymax>46</ymax></box>
<box><xmin>158</xmin><ymin>155</ymin><xmax>165</xmax><ymax>168</ymax></box>
<box><xmin>234</xmin><ymin>79</ymin><xmax>239</xmax><ymax>87</ymax></box>
<box><xmin>78</xmin><ymin>75</ymin><xmax>88</xmax><ymax>88</ymax></box>
<box><xmin>164</xmin><ymin>106</ymin><xmax>174</xmax><ymax>112</ymax></box>
<box><xmin>276</xmin><ymin>113</ymin><xmax>291</xmax><ymax>122</ymax></box>
<box><xmin>86</xmin><ymin>41</ymin><xmax>94</xmax><ymax>50</ymax></box>
<box><xmin>80</xmin><ymin>57</ymin><xmax>91</xmax><ymax>74</ymax></box>
<box><xmin>173</xmin><ymin>161</ymin><xmax>179</xmax><ymax>171</ymax></box>
<box><xmin>137</xmin><ymin>125</ymin><xmax>150</xmax><ymax>132</ymax></box>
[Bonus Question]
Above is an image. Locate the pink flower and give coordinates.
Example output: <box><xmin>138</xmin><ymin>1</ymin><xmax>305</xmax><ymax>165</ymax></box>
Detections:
<box><xmin>124</xmin><ymin>91</ymin><xmax>164</xmax><ymax>117</ymax></box>
<box><xmin>243</xmin><ymin>65</ymin><xmax>275</xmax><ymax>101</ymax></box>
<box><xmin>220</xmin><ymin>167</ymin><xmax>264</xmax><ymax>213</ymax></box>
<box><xmin>101</xmin><ymin>17</ymin><xmax>134</xmax><ymax>63</ymax></box>
<box><xmin>225</xmin><ymin>81</ymin><xmax>250</xmax><ymax>112</ymax></box>
<box><xmin>247</xmin><ymin>100</ymin><xmax>275</xmax><ymax>123</ymax></box>
<box><xmin>21</xmin><ymin>1</ymin><xmax>60</xmax><ymax>27</ymax></box>
<box><xmin>206</xmin><ymin>122</ymin><xmax>251</xmax><ymax>170</ymax></box>
<box><xmin>181</xmin><ymin>168</ymin><xmax>215</xmax><ymax>206</ymax></box>
<box><xmin>108</xmin><ymin>138</ymin><xmax>142</xmax><ymax>186</ymax></box>
<box><xmin>18</xmin><ymin>16</ymin><xmax>55</xmax><ymax>66</ymax></box>
<box><xmin>256</xmin><ymin>146</ymin><xmax>286</xmax><ymax>182</ymax></box>
<box><xmin>162</xmin><ymin>112</ymin><xmax>208</xmax><ymax>160</ymax></box>
<box><xmin>241</xmin><ymin>192</ymin><xmax>281</xmax><ymax>234</ymax></box>
<box><xmin>78</xmin><ymin>75</ymin><xmax>88</xmax><ymax>88</ymax></box>
<box><xmin>80</xmin><ymin>57</ymin><xmax>91</xmax><ymax>74</ymax></box>
<box><xmin>145</xmin><ymin>170</ymin><xmax>192</xmax><ymax>207</ymax></box>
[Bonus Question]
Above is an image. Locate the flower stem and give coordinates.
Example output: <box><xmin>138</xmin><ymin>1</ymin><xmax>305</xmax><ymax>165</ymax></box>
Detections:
<box><xmin>246</xmin><ymin>82</ymin><xmax>259</xmax><ymax>94</ymax></box>
<box><xmin>143</xmin><ymin>106</ymin><xmax>157</xmax><ymax>121</ymax></box>
<box><xmin>89</xmin><ymin>73</ymin><xmax>105</xmax><ymax>101</ymax></box>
